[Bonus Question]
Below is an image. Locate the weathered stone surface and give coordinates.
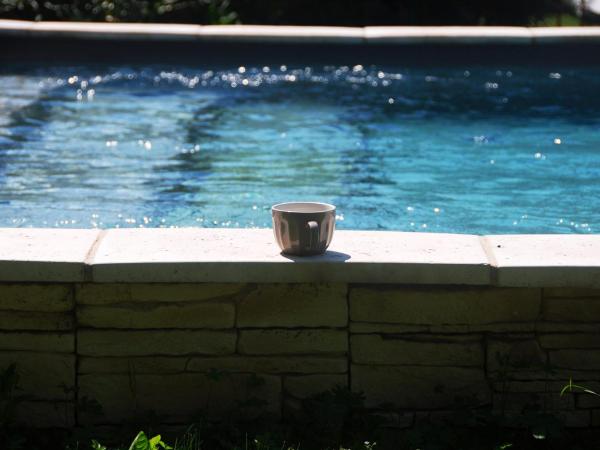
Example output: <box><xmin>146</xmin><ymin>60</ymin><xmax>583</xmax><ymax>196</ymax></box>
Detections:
<box><xmin>371</xmin><ymin>411</ymin><xmax>415</xmax><ymax>429</ymax></box>
<box><xmin>237</xmin><ymin>284</ymin><xmax>347</xmax><ymax>328</ymax></box>
<box><xmin>77</xmin><ymin>302</ymin><xmax>235</xmax><ymax>329</ymax></box>
<box><xmin>493</xmin><ymin>392</ymin><xmax>574</xmax><ymax>412</ymax></box>
<box><xmin>0</xmin><ymin>284</ymin><xmax>73</xmax><ymax>312</ymax></box>
<box><xmin>238</xmin><ymin>329</ymin><xmax>347</xmax><ymax>355</ymax></box>
<box><xmin>492</xmin><ymin>380</ymin><xmax>571</xmax><ymax>393</ymax></box>
<box><xmin>351</xmin><ymin>365</ymin><xmax>490</xmax><ymax>409</ymax></box>
<box><xmin>539</xmin><ymin>334</ymin><xmax>600</xmax><ymax>349</ymax></box>
<box><xmin>16</xmin><ymin>401</ymin><xmax>74</xmax><ymax>427</ymax></box>
<box><xmin>284</xmin><ymin>374</ymin><xmax>348</xmax><ymax>398</ymax></box>
<box><xmin>544</xmin><ymin>297</ymin><xmax>600</xmax><ymax>322</ymax></box>
<box><xmin>562</xmin><ymin>410</ymin><xmax>592</xmax><ymax>428</ymax></box>
<box><xmin>76</xmin><ymin>283</ymin><xmax>246</xmax><ymax>305</ymax></box>
<box><xmin>350</xmin><ymin>322</ymin><xmax>538</xmax><ymax>334</ymax></box>
<box><xmin>550</xmin><ymin>349</ymin><xmax>600</xmax><ymax>370</ymax></box>
<box><xmin>544</xmin><ymin>288</ymin><xmax>600</xmax><ymax>298</ymax></box>
<box><xmin>78</xmin><ymin>330</ymin><xmax>236</xmax><ymax>356</ymax></box>
<box><xmin>350</xmin><ymin>287</ymin><xmax>541</xmax><ymax>325</ymax></box>
<box><xmin>187</xmin><ymin>356</ymin><xmax>348</xmax><ymax>374</ymax></box>
<box><xmin>486</xmin><ymin>337</ymin><xmax>546</xmax><ymax>374</ymax></box>
<box><xmin>0</xmin><ymin>311</ymin><xmax>72</xmax><ymax>331</ymax></box>
<box><xmin>0</xmin><ymin>332</ymin><xmax>73</xmax><ymax>353</ymax></box>
<box><xmin>592</xmin><ymin>409</ymin><xmax>600</xmax><ymax>427</ymax></box>
<box><xmin>536</xmin><ymin>323</ymin><xmax>600</xmax><ymax>333</ymax></box>
<box><xmin>509</xmin><ymin>369</ymin><xmax>600</xmax><ymax>381</ymax></box>
<box><xmin>78</xmin><ymin>372</ymin><xmax>281</xmax><ymax>424</ymax></box>
<box><xmin>0</xmin><ymin>351</ymin><xmax>74</xmax><ymax>400</ymax></box>
<box><xmin>79</xmin><ymin>357</ymin><xmax>188</xmax><ymax>374</ymax></box>
<box><xmin>351</xmin><ymin>334</ymin><xmax>483</xmax><ymax>367</ymax></box>
<box><xmin>576</xmin><ymin>384</ymin><xmax>600</xmax><ymax>409</ymax></box>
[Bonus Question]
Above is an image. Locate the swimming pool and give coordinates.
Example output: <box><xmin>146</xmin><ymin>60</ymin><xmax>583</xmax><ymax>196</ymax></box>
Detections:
<box><xmin>1</xmin><ymin>63</ymin><xmax>598</xmax><ymax>233</ymax></box>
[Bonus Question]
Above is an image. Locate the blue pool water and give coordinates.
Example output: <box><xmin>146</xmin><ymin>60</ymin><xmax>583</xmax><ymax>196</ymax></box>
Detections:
<box><xmin>0</xmin><ymin>64</ymin><xmax>599</xmax><ymax>233</ymax></box>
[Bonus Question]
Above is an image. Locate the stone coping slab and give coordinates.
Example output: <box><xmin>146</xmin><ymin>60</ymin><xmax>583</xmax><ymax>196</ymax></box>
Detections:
<box><xmin>487</xmin><ymin>235</ymin><xmax>600</xmax><ymax>288</ymax></box>
<box><xmin>90</xmin><ymin>229</ymin><xmax>490</xmax><ymax>284</ymax></box>
<box><xmin>0</xmin><ymin>228</ymin><xmax>599</xmax><ymax>286</ymax></box>
<box><xmin>2</xmin><ymin>20</ymin><xmax>600</xmax><ymax>45</ymax></box>
<box><xmin>0</xmin><ymin>229</ymin><xmax>100</xmax><ymax>282</ymax></box>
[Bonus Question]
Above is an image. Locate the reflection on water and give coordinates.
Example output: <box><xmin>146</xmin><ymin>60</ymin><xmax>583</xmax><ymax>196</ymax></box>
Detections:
<box><xmin>0</xmin><ymin>64</ymin><xmax>599</xmax><ymax>233</ymax></box>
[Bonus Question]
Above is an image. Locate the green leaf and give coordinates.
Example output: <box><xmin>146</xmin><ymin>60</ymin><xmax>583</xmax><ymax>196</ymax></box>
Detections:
<box><xmin>91</xmin><ymin>440</ymin><xmax>107</xmax><ymax>450</ymax></box>
<box><xmin>129</xmin><ymin>431</ymin><xmax>150</xmax><ymax>450</ymax></box>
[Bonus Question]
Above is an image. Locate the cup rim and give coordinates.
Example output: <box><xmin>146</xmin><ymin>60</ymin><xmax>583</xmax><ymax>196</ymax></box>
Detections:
<box><xmin>272</xmin><ymin>202</ymin><xmax>336</xmax><ymax>213</ymax></box>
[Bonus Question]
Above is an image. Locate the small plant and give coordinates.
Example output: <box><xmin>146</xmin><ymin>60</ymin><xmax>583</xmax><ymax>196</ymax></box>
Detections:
<box><xmin>91</xmin><ymin>431</ymin><xmax>172</xmax><ymax>450</ymax></box>
<box><xmin>560</xmin><ymin>378</ymin><xmax>600</xmax><ymax>397</ymax></box>
<box><xmin>91</xmin><ymin>440</ymin><xmax>108</xmax><ymax>450</ymax></box>
<box><xmin>128</xmin><ymin>431</ymin><xmax>172</xmax><ymax>450</ymax></box>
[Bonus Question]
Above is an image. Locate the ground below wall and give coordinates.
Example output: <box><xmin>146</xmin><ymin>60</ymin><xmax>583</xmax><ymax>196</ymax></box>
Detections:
<box><xmin>1</xmin><ymin>282</ymin><xmax>599</xmax><ymax>429</ymax></box>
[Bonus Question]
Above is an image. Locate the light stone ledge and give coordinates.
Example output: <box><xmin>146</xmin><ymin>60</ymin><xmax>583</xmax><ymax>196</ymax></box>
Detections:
<box><xmin>486</xmin><ymin>235</ymin><xmax>600</xmax><ymax>288</ymax></box>
<box><xmin>1</xmin><ymin>228</ymin><xmax>599</xmax><ymax>287</ymax></box>
<box><xmin>90</xmin><ymin>228</ymin><xmax>490</xmax><ymax>285</ymax></box>
<box><xmin>3</xmin><ymin>21</ymin><xmax>600</xmax><ymax>46</ymax></box>
<box><xmin>0</xmin><ymin>229</ymin><xmax>100</xmax><ymax>282</ymax></box>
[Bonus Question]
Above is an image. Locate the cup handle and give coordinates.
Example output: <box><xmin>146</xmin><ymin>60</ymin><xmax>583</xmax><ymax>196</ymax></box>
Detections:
<box><xmin>307</xmin><ymin>221</ymin><xmax>319</xmax><ymax>250</ymax></box>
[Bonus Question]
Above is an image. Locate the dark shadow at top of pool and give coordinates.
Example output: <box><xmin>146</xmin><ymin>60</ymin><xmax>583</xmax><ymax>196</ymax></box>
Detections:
<box><xmin>280</xmin><ymin>250</ymin><xmax>351</xmax><ymax>262</ymax></box>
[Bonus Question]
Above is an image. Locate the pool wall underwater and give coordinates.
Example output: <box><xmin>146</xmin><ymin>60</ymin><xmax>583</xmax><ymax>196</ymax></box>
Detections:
<box><xmin>1</xmin><ymin>21</ymin><xmax>600</xmax><ymax>429</ymax></box>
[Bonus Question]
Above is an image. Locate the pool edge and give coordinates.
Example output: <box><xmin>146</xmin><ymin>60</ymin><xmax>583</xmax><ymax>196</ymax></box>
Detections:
<box><xmin>1</xmin><ymin>228</ymin><xmax>598</xmax><ymax>287</ymax></box>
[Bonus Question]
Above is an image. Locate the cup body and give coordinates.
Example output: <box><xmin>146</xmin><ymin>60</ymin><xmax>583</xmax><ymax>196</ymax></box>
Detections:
<box><xmin>272</xmin><ymin>202</ymin><xmax>336</xmax><ymax>256</ymax></box>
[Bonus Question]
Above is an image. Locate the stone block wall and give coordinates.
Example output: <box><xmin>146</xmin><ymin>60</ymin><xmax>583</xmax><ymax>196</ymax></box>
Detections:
<box><xmin>1</xmin><ymin>283</ymin><xmax>600</xmax><ymax>428</ymax></box>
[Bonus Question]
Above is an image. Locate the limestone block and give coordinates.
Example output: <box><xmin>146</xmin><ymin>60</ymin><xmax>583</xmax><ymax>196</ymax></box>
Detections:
<box><xmin>76</xmin><ymin>283</ymin><xmax>246</xmax><ymax>305</ymax></box>
<box><xmin>15</xmin><ymin>401</ymin><xmax>75</xmax><ymax>427</ymax></box>
<box><xmin>350</xmin><ymin>322</ymin><xmax>539</xmax><ymax>334</ymax></box>
<box><xmin>592</xmin><ymin>409</ymin><xmax>600</xmax><ymax>426</ymax></box>
<box><xmin>544</xmin><ymin>297</ymin><xmax>600</xmax><ymax>322</ymax></box>
<box><xmin>493</xmin><ymin>392</ymin><xmax>574</xmax><ymax>412</ymax></box>
<box><xmin>351</xmin><ymin>334</ymin><xmax>483</xmax><ymax>366</ymax></box>
<box><xmin>238</xmin><ymin>329</ymin><xmax>347</xmax><ymax>355</ymax></box>
<box><xmin>77</xmin><ymin>302</ymin><xmax>235</xmax><ymax>329</ymax></box>
<box><xmin>486</xmin><ymin>337</ymin><xmax>546</xmax><ymax>374</ymax></box>
<box><xmin>78</xmin><ymin>330</ymin><xmax>236</xmax><ymax>356</ymax></box>
<box><xmin>544</xmin><ymin>288</ymin><xmax>600</xmax><ymax>298</ymax></box>
<box><xmin>550</xmin><ymin>349</ymin><xmax>600</xmax><ymax>370</ymax></box>
<box><xmin>536</xmin><ymin>323</ymin><xmax>600</xmax><ymax>333</ymax></box>
<box><xmin>187</xmin><ymin>356</ymin><xmax>347</xmax><ymax>374</ymax></box>
<box><xmin>0</xmin><ymin>311</ymin><xmax>72</xmax><ymax>331</ymax></box>
<box><xmin>539</xmin><ymin>334</ymin><xmax>600</xmax><ymax>349</ymax></box>
<box><xmin>563</xmin><ymin>410</ymin><xmax>592</xmax><ymax>428</ymax></box>
<box><xmin>577</xmin><ymin>393</ymin><xmax>600</xmax><ymax>409</ymax></box>
<box><xmin>78</xmin><ymin>372</ymin><xmax>281</xmax><ymax>424</ymax></box>
<box><xmin>351</xmin><ymin>365</ymin><xmax>490</xmax><ymax>409</ymax></box>
<box><xmin>284</xmin><ymin>374</ymin><xmax>348</xmax><ymax>398</ymax></box>
<box><xmin>0</xmin><ymin>351</ymin><xmax>75</xmax><ymax>400</ymax></box>
<box><xmin>0</xmin><ymin>332</ymin><xmax>74</xmax><ymax>353</ymax></box>
<box><xmin>492</xmin><ymin>380</ymin><xmax>571</xmax><ymax>393</ymax></box>
<box><xmin>350</xmin><ymin>287</ymin><xmax>540</xmax><ymax>325</ymax></box>
<box><xmin>0</xmin><ymin>284</ymin><xmax>73</xmax><ymax>312</ymax></box>
<box><xmin>237</xmin><ymin>284</ymin><xmax>347</xmax><ymax>328</ymax></box>
<box><xmin>79</xmin><ymin>357</ymin><xmax>188</xmax><ymax>374</ymax></box>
